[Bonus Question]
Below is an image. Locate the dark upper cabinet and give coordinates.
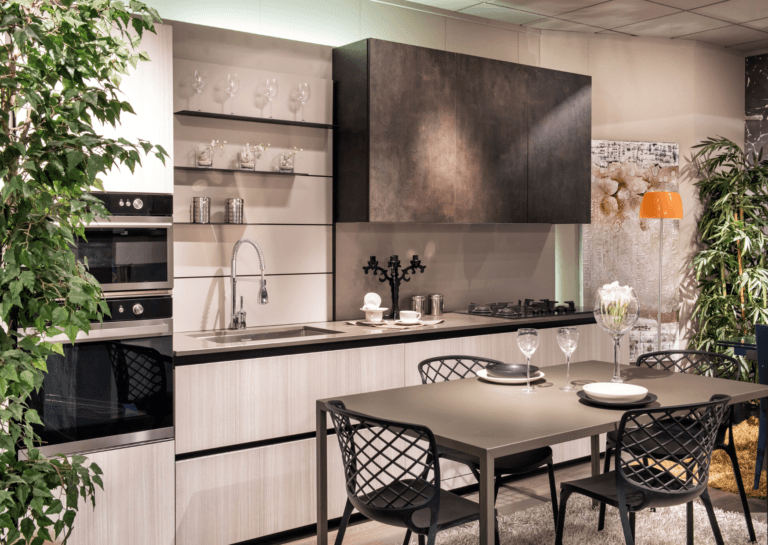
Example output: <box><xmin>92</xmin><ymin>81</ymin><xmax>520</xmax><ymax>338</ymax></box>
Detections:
<box><xmin>527</xmin><ymin>67</ymin><xmax>592</xmax><ymax>224</ymax></box>
<box><xmin>333</xmin><ymin>39</ymin><xmax>592</xmax><ymax>224</ymax></box>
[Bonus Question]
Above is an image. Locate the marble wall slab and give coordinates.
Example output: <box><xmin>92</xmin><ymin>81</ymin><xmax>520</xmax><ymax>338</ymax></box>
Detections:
<box><xmin>746</xmin><ymin>53</ymin><xmax>768</xmax><ymax>158</ymax></box>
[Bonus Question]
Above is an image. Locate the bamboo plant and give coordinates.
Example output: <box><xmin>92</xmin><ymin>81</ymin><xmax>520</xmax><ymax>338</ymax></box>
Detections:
<box><xmin>689</xmin><ymin>137</ymin><xmax>768</xmax><ymax>379</ymax></box>
<box><xmin>0</xmin><ymin>1</ymin><xmax>166</xmax><ymax>543</ymax></box>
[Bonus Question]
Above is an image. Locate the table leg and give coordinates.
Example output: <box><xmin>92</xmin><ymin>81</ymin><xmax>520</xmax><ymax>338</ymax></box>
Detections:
<box><xmin>591</xmin><ymin>435</ymin><xmax>601</xmax><ymax>509</ymax></box>
<box><xmin>479</xmin><ymin>452</ymin><xmax>495</xmax><ymax>545</ymax></box>
<box><xmin>317</xmin><ymin>406</ymin><xmax>328</xmax><ymax>545</ymax></box>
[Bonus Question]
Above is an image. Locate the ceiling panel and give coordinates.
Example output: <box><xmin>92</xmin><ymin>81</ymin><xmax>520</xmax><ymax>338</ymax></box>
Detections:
<box><xmin>693</xmin><ymin>0</ymin><xmax>768</xmax><ymax>24</ymax></box>
<box><xmin>407</xmin><ymin>0</ymin><xmax>485</xmax><ymax>10</ymax></box>
<box><xmin>729</xmin><ymin>37</ymin><xmax>768</xmax><ymax>50</ymax></box>
<box><xmin>458</xmin><ymin>3</ymin><xmax>546</xmax><ymax>23</ymax></box>
<box><xmin>616</xmin><ymin>11</ymin><xmax>731</xmax><ymax>36</ymax></box>
<box><xmin>559</xmin><ymin>0</ymin><xmax>681</xmax><ymax>29</ymax></box>
<box><xmin>648</xmin><ymin>0</ymin><xmax>727</xmax><ymax>8</ymax></box>
<box><xmin>525</xmin><ymin>18</ymin><xmax>604</xmax><ymax>32</ymax></box>
<box><xmin>677</xmin><ymin>23</ymin><xmax>768</xmax><ymax>44</ymax></box>
<box><xmin>744</xmin><ymin>17</ymin><xmax>768</xmax><ymax>31</ymax></box>
<box><xmin>489</xmin><ymin>0</ymin><xmax>609</xmax><ymax>16</ymax></box>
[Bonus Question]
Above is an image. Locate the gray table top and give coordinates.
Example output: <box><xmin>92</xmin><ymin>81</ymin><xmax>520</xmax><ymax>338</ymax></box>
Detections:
<box><xmin>318</xmin><ymin>361</ymin><xmax>768</xmax><ymax>459</ymax></box>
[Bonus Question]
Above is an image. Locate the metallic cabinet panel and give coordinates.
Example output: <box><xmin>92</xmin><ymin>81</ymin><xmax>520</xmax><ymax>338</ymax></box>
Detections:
<box><xmin>368</xmin><ymin>39</ymin><xmax>457</xmax><ymax>223</ymax></box>
<box><xmin>455</xmin><ymin>55</ymin><xmax>528</xmax><ymax>223</ymax></box>
<box><xmin>527</xmin><ymin>66</ymin><xmax>592</xmax><ymax>224</ymax></box>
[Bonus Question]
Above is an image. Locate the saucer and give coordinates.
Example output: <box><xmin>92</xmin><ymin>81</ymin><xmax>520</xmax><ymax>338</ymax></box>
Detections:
<box><xmin>477</xmin><ymin>369</ymin><xmax>545</xmax><ymax>384</ymax></box>
<box><xmin>394</xmin><ymin>320</ymin><xmax>422</xmax><ymax>327</ymax></box>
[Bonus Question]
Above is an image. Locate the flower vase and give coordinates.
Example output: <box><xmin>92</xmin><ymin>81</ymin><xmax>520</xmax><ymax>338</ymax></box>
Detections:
<box><xmin>593</xmin><ymin>282</ymin><xmax>639</xmax><ymax>383</ymax></box>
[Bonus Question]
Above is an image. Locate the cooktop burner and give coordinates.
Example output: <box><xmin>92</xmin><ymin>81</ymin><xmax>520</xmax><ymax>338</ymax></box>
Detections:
<box><xmin>456</xmin><ymin>299</ymin><xmax>589</xmax><ymax>320</ymax></box>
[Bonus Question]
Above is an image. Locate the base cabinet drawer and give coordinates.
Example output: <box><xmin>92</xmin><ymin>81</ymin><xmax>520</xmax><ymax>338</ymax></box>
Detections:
<box><xmin>176</xmin><ymin>438</ymin><xmax>347</xmax><ymax>545</ymax></box>
<box><xmin>61</xmin><ymin>440</ymin><xmax>175</xmax><ymax>545</ymax></box>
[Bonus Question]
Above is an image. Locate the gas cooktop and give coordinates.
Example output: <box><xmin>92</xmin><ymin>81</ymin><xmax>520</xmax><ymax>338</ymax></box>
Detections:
<box><xmin>454</xmin><ymin>299</ymin><xmax>590</xmax><ymax>320</ymax></box>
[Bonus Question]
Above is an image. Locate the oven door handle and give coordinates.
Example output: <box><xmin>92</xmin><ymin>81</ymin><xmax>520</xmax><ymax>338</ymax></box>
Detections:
<box><xmin>87</xmin><ymin>221</ymin><xmax>172</xmax><ymax>229</ymax></box>
<box><xmin>41</xmin><ymin>318</ymin><xmax>173</xmax><ymax>344</ymax></box>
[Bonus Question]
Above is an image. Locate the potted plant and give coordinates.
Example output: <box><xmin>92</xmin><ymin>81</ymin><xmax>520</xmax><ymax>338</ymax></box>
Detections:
<box><xmin>0</xmin><ymin>1</ymin><xmax>167</xmax><ymax>543</ymax></box>
<box><xmin>689</xmin><ymin>137</ymin><xmax>768</xmax><ymax>415</ymax></box>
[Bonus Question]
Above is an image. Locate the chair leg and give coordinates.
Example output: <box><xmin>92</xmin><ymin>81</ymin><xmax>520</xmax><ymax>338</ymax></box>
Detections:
<box><xmin>598</xmin><ymin>447</ymin><xmax>612</xmax><ymax>531</ymax></box>
<box><xmin>402</xmin><ymin>530</ymin><xmax>412</xmax><ymax>545</ymax></box>
<box><xmin>686</xmin><ymin>502</ymin><xmax>693</xmax><ymax>545</ymax></box>
<box><xmin>334</xmin><ymin>500</ymin><xmax>354</xmax><ymax>545</ymax></box>
<box><xmin>700</xmin><ymin>488</ymin><xmax>725</xmax><ymax>545</ymax></box>
<box><xmin>418</xmin><ymin>535</ymin><xmax>425</xmax><ymax>545</ymax></box>
<box><xmin>554</xmin><ymin>489</ymin><xmax>572</xmax><ymax>545</ymax></box>
<box><xmin>425</xmin><ymin>525</ymin><xmax>437</xmax><ymax>545</ymax></box>
<box><xmin>493</xmin><ymin>473</ymin><xmax>502</xmax><ymax>504</ymax></box>
<box><xmin>616</xmin><ymin>489</ymin><xmax>635</xmax><ymax>545</ymax></box>
<box><xmin>629</xmin><ymin>511</ymin><xmax>636</xmax><ymax>541</ymax></box>
<box><xmin>724</xmin><ymin>441</ymin><xmax>757</xmax><ymax>543</ymax></box>
<box><xmin>547</xmin><ymin>462</ymin><xmax>559</xmax><ymax>528</ymax></box>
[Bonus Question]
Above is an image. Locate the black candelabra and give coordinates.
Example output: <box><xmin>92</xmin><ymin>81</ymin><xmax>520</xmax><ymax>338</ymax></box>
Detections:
<box><xmin>363</xmin><ymin>255</ymin><xmax>426</xmax><ymax>320</ymax></box>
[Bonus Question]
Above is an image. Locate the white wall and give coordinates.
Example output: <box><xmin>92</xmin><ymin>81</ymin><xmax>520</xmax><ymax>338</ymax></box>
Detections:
<box><xmin>153</xmin><ymin>1</ymin><xmax>745</xmax><ymax>335</ymax></box>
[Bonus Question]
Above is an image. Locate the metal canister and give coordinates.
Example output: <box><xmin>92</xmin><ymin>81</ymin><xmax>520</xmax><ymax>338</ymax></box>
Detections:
<box><xmin>226</xmin><ymin>198</ymin><xmax>244</xmax><ymax>224</ymax></box>
<box><xmin>428</xmin><ymin>294</ymin><xmax>444</xmax><ymax>317</ymax></box>
<box><xmin>192</xmin><ymin>197</ymin><xmax>210</xmax><ymax>224</ymax></box>
<box><xmin>411</xmin><ymin>295</ymin><xmax>427</xmax><ymax>316</ymax></box>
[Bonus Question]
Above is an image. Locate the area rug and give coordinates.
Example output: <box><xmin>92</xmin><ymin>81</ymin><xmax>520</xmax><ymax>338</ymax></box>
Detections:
<box><xmin>709</xmin><ymin>416</ymin><xmax>767</xmax><ymax>500</ymax></box>
<box><xmin>413</xmin><ymin>495</ymin><xmax>767</xmax><ymax>545</ymax></box>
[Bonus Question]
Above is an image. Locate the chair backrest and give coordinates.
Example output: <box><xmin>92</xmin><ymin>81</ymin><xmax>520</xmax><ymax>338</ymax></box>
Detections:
<box><xmin>756</xmin><ymin>324</ymin><xmax>768</xmax><ymax>386</ymax></box>
<box><xmin>614</xmin><ymin>394</ymin><xmax>731</xmax><ymax>508</ymax></box>
<box><xmin>635</xmin><ymin>350</ymin><xmax>740</xmax><ymax>381</ymax></box>
<box><xmin>418</xmin><ymin>355</ymin><xmax>502</xmax><ymax>384</ymax></box>
<box><xmin>326</xmin><ymin>400</ymin><xmax>440</xmax><ymax>530</ymax></box>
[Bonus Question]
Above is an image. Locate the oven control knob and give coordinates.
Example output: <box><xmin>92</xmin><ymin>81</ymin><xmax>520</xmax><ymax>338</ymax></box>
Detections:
<box><xmin>118</xmin><ymin>305</ymin><xmax>124</xmax><ymax>314</ymax></box>
<box><xmin>132</xmin><ymin>303</ymin><xmax>144</xmax><ymax>315</ymax></box>
<box><xmin>132</xmin><ymin>198</ymin><xmax>143</xmax><ymax>210</ymax></box>
<box><xmin>119</xmin><ymin>199</ymin><xmax>125</xmax><ymax>206</ymax></box>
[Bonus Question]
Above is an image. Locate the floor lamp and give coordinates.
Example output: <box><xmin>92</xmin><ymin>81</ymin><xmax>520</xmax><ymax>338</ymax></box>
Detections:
<box><xmin>639</xmin><ymin>191</ymin><xmax>683</xmax><ymax>351</ymax></box>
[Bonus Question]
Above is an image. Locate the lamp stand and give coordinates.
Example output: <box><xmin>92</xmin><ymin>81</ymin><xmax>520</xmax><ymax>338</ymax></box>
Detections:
<box><xmin>657</xmin><ymin>218</ymin><xmax>663</xmax><ymax>352</ymax></box>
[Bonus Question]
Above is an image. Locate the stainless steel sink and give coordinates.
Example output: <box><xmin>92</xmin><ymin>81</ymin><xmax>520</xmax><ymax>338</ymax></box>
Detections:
<box><xmin>192</xmin><ymin>326</ymin><xmax>343</xmax><ymax>344</ymax></box>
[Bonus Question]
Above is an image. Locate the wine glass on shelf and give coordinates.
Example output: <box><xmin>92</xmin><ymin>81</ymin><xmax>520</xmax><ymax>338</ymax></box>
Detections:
<box><xmin>517</xmin><ymin>328</ymin><xmax>539</xmax><ymax>394</ymax></box>
<box><xmin>265</xmin><ymin>78</ymin><xmax>278</xmax><ymax>119</ymax></box>
<box><xmin>593</xmin><ymin>282</ymin><xmax>639</xmax><ymax>383</ymax></box>
<box><xmin>225</xmin><ymin>74</ymin><xmax>240</xmax><ymax>115</ymax></box>
<box><xmin>557</xmin><ymin>327</ymin><xmax>579</xmax><ymax>391</ymax></box>
<box><xmin>191</xmin><ymin>70</ymin><xmax>208</xmax><ymax>112</ymax></box>
<box><xmin>298</xmin><ymin>82</ymin><xmax>311</xmax><ymax>122</ymax></box>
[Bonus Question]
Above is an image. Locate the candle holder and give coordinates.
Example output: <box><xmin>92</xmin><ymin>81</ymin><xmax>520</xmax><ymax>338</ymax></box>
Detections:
<box><xmin>363</xmin><ymin>255</ymin><xmax>426</xmax><ymax>320</ymax></box>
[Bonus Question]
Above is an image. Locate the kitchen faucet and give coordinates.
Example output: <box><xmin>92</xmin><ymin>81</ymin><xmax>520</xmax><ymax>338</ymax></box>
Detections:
<box><xmin>231</xmin><ymin>238</ymin><xmax>268</xmax><ymax>329</ymax></box>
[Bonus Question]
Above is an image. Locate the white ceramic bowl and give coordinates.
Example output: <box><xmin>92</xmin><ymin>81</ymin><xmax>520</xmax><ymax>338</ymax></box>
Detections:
<box><xmin>360</xmin><ymin>307</ymin><xmax>388</xmax><ymax>323</ymax></box>
<box><xmin>582</xmin><ymin>382</ymin><xmax>648</xmax><ymax>403</ymax></box>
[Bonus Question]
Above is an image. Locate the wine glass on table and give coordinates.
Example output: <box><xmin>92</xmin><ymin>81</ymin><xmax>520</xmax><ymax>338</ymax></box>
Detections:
<box><xmin>265</xmin><ymin>78</ymin><xmax>278</xmax><ymax>119</ymax></box>
<box><xmin>517</xmin><ymin>328</ymin><xmax>539</xmax><ymax>394</ymax></box>
<box><xmin>557</xmin><ymin>327</ymin><xmax>579</xmax><ymax>391</ymax></box>
<box><xmin>298</xmin><ymin>82</ymin><xmax>311</xmax><ymax>122</ymax></box>
<box><xmin>191</xmin><ymin>70</ymin><xmax>208</xmax><ymax>112</ymax></box>
<box><xmin>225</xmin><ymin>74</ymin><xmax>240</xmax><ymax>115</ymax></box>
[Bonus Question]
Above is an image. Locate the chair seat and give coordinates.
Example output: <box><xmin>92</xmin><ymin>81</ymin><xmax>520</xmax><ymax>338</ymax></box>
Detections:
<box><xmin>358</xmin><ymin>480</ymin><xmax>495</xmax><ymax>533</ymax></box>
<box><xmin>438</xmin><ymin>444</ymin><xmax>553</xmax><ymax>475</ymax></box>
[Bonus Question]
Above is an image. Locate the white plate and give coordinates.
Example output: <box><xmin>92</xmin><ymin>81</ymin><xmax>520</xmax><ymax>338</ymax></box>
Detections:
<box><xmin>477</xmin><ymin>369</ymin><xmax>545</xmax><ymax>384</ymax></box>
<box><xmin>582</xmin><ymin>382</ymin><xmax>648</xmax><ymax>403</ymax></box>
<box><xmin>363</xmin><ymin>293</ymin><xmax>382</xmax><ymax>309</ymax></box>
<box><xmin>394</xmin><ymin>320</ymin><xmax>422</xmax><ymax>326</ymax></box>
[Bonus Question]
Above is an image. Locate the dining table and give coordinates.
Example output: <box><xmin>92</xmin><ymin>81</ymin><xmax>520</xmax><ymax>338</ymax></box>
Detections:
<box><xmin>315</xmin><ymin>360</ymin><xmax>768</xmax><ymax>545</ymax></box>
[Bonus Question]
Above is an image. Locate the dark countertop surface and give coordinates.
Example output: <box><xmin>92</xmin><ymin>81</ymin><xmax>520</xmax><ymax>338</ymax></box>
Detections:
<box><xmin>173</xmin><ymin>311</ymin><xmax>597</xmax><ymax>363</ymax></box>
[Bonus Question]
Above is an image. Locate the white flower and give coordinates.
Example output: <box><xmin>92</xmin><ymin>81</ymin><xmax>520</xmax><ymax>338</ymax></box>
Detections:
<box><xmin>600</xmin><ymin>281</ymin><xmax>634</xmax><ymax>305</ymax></box>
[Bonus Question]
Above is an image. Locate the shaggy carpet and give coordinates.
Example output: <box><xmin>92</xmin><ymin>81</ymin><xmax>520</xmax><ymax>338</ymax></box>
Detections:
<box><xmin>412</xmin><ymin>495</ymin><xmax>767</xmax><ymax>545</ymax></box>
<box><xmin>709</xmin><ymin>416</ymin><xmax>767</xmax><ymax>499</ymax></box>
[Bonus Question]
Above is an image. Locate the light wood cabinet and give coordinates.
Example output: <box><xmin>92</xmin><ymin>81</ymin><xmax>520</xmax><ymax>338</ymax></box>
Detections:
<box><xmin>100</xmin><ymin>23</ymin><xmax>174</xmax><ymax>194</ymax></box>
<box><xmin>176</xmin><ymin>437</ymin><xmax>347</xmax><ymax>545</ymax></box>
<box><xmin>175</xmin><ymin>344</ymin><xmax>405</xmax><ymax>454</ymax></box>
<box><xmin>62</xmin><ymin>440</ymin><xmax>175</xmax><ymax>545</ymax></box>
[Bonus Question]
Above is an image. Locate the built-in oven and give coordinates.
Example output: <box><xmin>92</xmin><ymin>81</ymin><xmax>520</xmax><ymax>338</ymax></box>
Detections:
<box><xmin>30</xmin><ymin>295</ymin><xmax>174</xmax><ymax>456</ymax></box>
<box><xmin>75</xmin><ymin>193</ymin><xmax>173</xmax><ymax>293</ymax></box>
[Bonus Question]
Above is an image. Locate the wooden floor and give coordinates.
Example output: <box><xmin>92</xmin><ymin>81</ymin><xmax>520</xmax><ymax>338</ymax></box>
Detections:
<box><xmin>287</xmin><ymin>459</ymin><xmax>767</xmax><ymax>545</ymax></box>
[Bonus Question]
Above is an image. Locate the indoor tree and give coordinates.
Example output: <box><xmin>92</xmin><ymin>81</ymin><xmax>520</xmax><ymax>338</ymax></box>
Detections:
<box><xmin>0</xmin><ymin>1</ymin><xmax>166</xmax><ymax>543</ymax></box>
<box><xmin>689</xmin><ymin>137</ymin><xmax>768</xmax><ymax>378</ymax></box>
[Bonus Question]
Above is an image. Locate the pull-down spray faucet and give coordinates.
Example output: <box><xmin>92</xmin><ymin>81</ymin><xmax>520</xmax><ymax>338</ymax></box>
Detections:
<box><xmin>230</xmin><ymin>238</ymin><xmax>268</xmax><ymax>329</ymax></box>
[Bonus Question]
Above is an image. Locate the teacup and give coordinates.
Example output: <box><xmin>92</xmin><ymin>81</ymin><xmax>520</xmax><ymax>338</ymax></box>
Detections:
<box><xmin>399</xmin><ymin>311</ymin><xmax>421</xmax><ymax>323</ymax></box>
<box><xmin>361</xmin><ymin>308</ymin><xmax>387</xmax><ymax>323</ymax></box>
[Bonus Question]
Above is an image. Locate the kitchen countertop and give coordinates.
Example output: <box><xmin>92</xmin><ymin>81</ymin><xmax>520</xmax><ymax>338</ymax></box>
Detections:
<box><xmin>173</xmin><ymin>311</ymin><xmax>597</xmax><ymax>364</ymax></box>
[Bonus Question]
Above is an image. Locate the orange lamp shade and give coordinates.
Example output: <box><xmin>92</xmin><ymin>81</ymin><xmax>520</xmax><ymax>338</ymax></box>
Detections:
<box><xmin>639</xmin><ymin>191</ymin><xmax>683</xmax><ymax>219</ymax></box>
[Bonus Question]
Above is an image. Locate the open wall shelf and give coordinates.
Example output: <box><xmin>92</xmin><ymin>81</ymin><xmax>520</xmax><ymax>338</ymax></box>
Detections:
<box><xmin>174</xmin><ymin>166</ymin><xmax>310</xmax><ymax>176</ymax></box>
<box><xmin>174</xmin><ymin>110</ymin><xmax>336</xmax><ymax>130</ymax></box>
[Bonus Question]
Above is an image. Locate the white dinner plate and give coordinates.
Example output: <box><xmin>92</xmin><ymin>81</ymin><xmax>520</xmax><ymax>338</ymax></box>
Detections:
<box><xmin>394</xmin><ymin>320</ymin><xmax>422</xmax><ymax>326</ymax></box>
<box><xmin>477</xmin><ymin>369</ymin><xmax>545</xmax><ymax>384</ymax></box>
<box><xmin>582</xmin><ymin>382</ymin><xmax>648</xmax><ymax>403</ymax></box>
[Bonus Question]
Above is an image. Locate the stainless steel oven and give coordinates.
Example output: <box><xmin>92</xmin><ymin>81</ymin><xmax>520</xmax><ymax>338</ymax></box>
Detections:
<box><xmin>76</xmin><ymin>193</ymin><xmax>173</xmax><ymax>293</ymax></box>
<box><xmin>30</xmin><ymin>294</ymin><xmax>174</xmax><ymax>456</ymax></box>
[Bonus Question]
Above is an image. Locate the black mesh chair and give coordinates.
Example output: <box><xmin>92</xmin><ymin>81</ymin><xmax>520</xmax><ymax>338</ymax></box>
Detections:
<box><xmin>597</xmin><ymin>350</ymin><xmax>756</xmax><ymax>542</ymax></box>
<box><xmin>326</xmin><ymin>400</ymin><xmax>500</xmax><ymax>545</ymax></box>
<box><xmin>556</xmin><ymin>394</ymin><xmax>731</xmax><ymax>545</ymax></box>
<box><xmin>418</xmin><ymin>356</ymin><xmax>559</xmax><ymax>526</ymax></box>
